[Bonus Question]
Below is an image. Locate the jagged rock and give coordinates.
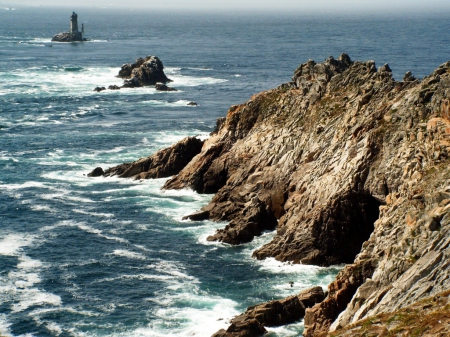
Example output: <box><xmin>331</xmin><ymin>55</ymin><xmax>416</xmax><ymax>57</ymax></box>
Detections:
<box><xmin>118</xmin><ymin>56</ymin><xmax>171</xmax><ymax>88</ymax></box>
<box><xmin>87</xmin><ymin>167</ymin><xmax>104</xmax><ymax>177</ymax></box>
<box><xmin>213</xmin><ymin>287</ymin><xmax>325</xmax><ymax>337</ymax></box>
<box><xmin>51</xmin><ymin>32</ymin><xmax>86</xmax><ymax>42</ymax></box>
<box><xmin>187</xmin><ymin>101</ymin><xmax>198</xmax><ymax>106</ymax></box>
<box><xmin>403</xmin><ymin>70</ymin><xmax>416</xmax><ymax>82</ymax></box>
<box><xmin>155</xmin><ymin>82</ymin><xmax>177</xmax><ymax>91</ymax></box>
<box><xmin>102</xmin><ymin>137</ymin><xmax>204</xmax><ymax>179</ymax></box>
<box><xmin>105</xmin><ymin>55</ymin><xmax>450</xmax><ymax>336</ymax></box>
<box><xmin>108</xmin><ymin>85</ymin><xmax>120</xmax><ymax>90</ymax></box>
<box><xmin>94</xmin><ymin>87</ymin><xmax>106</xmax><ymax>92</ymax></box>
<box><xmin>206</xmin><ymin>196</ymin><xmax>278</xmax><ymax>245</ymax></box>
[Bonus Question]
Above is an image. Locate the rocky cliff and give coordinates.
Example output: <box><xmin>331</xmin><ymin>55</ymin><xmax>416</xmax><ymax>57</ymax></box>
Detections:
<box><xmin>97</xmin><ymin>54</ymin><xmax>450</xmax><ymax>336</ymax></box>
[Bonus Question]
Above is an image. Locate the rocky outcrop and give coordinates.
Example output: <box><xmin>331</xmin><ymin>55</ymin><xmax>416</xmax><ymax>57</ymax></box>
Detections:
<box><xmin>119</xmin><ymin>56</ymin><xmax>171</xmax><ymax>88</ymax></box>
<box><xmin>205</xmin><ymin>196</ymin><xmax>278</xmax><ymax>244</ymax></box>
<box><xmin>213</xmin><ymin>287</ymin><xmax>325</xmax><ymax>337</ymax></box>
<box><xmin>100</xmin><ymin>137</ymin><xmax>204</xmax><ymax>179</ymax></box>
<box><xmin>51</xmin><ymin>32</ymin><xmax>86</xmax><ymax>42</ymax></box>
<box><xmin>99</xmin><ymin>54</ymin><xmax>450</xmax><ymax>336</ymax></box>
<box><xmin>88</xmin><ymin>167</ymin><xmax>104</xmax><ymax>177</ymax></box>
<box><xmin>155</xmin><ymin>83</ymin><xmax>177</xmax><ymax>91</ymax></box>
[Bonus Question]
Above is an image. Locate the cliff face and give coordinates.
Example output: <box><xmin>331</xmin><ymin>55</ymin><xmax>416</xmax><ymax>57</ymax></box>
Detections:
<box><xmin>100</xmin><ymin>54</ymin><xmax>450</xmax><ymax>335</ymax></box>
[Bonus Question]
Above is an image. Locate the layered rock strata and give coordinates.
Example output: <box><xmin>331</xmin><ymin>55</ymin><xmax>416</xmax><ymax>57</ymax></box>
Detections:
<box><xmin>101</xmin><ymin>136</ymin><xmax>203</xmax><ymax>180</ymax></box>
<box><xmin>213</xmin><ymin>287</ymin><xmax>325</xmax><ymax>337</ymax></box>
<box><xmin>95</xmin><ymin>54</ymin><xmax>450</xmax><ymax>336</ymax></box>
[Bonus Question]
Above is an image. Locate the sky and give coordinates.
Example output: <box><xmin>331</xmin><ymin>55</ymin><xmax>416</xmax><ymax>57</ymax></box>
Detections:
<box><xmin>2</xmin><ymin>0</ymin><xmax>450</xmax><ymax>13</ymax></box>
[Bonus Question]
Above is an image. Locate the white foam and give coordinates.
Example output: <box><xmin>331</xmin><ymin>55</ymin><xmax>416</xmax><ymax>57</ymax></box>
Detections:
<box><xmin>170</xmin><ymin>74</ymin><xmax>227</xmax><ymax>87</ymax></box>
<box><xmin>0</xmin><ymin>314</ymin><xmax>13</xmax><ymax>337</ymax></box>
<box><xmin>266</xmin><ymin>321</ymin><xmax>305</xmax><ymax>336</ymax></box>
<box><xmin>0</xmin><ymin>181</ymin><xmax>46</xmax><ymax>191</ymax></box>
<box><xmin>11</xmin><ymin>288</ymin><xmax>62</xmax><ymax>313</ymax></box>
<box><xmin>0</xmin><ymin>234</ymin><xmax>35</xmax><ymax>256</ymax></box>
<box><xmin>111</xmin><ymin>249</ymin><xmax>146</xmax><ymax>260</ymax></box>
<box><xmin>17</xmin><ymin>256</ymin><xmax>43</xmax><ymax>270</ymax></box>
<box><xmin>139</xmin><ymin>99</ymin><xmax>193</xmax><ymax>107</ymax></box>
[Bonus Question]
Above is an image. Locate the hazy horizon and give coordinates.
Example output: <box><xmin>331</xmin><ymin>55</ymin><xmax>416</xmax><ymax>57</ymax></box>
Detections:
<box><xmin>2</xmin><ymin>0</ymin><xmax>450</xmax><ymax>14</ymax></box>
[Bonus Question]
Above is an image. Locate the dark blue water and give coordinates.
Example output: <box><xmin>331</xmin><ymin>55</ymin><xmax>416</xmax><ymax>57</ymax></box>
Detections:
<box><xmin>1</xmin><ymin>6</ymin><xmax>450</xmax><ymax>337</ymax></box>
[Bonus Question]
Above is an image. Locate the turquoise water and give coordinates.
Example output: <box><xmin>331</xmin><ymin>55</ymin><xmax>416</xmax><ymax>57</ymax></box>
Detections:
<box><xmin>1</xmin><ymin>7</ymin><xmax>450</xmax><ymax>337</ymax></box>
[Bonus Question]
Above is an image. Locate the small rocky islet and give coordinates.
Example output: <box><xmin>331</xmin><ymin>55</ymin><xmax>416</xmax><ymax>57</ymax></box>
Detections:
<box><xmin>90</xmin><ymin>53</ymin><xmax>450</xmax><ymax>336</ymax></box>
<box><xmin>93</xmin><ymin>56</ymin><xmax>185</xmax><ymax>97</ymax></box>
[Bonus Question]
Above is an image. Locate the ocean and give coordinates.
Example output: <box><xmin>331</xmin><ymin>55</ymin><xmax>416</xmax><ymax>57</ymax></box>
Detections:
<box><xmin>1</xmin><ymin>6</ymin><xmax>450</xmax><ymax>337</ymax></box>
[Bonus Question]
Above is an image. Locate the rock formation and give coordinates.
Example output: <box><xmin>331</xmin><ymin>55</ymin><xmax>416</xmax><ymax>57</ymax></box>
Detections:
<box><xmin>101</xmin><ymin>136</ymin><xmax>203</xmax><ymax>180</ymax></box>
<box><xmin>213</xmin><ymin>287</ymin><xmax>324</xmax><ymax>337</ymax></box>
<box><xmin>52</xmin><ymin>12</ymin><xmax>86</xmax><ymax>42</ymax></box>
<box><xmin>119</xmin><ymin>56</ymin><xmax>171</xmax><ymax>88</ymax></box>
<box><xmin>93</xmin><ymin>54</ymin><xmax>450</xmax><ymax>336</ymax></box>
<box><xmin>94</xmin><ymin>56</ymin><xmax>173</xmax><ymax>91</ymax></box>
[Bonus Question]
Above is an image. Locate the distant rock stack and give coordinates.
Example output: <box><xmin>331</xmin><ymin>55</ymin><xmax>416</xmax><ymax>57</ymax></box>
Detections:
<box><xmin>52</xmin><ymin>12</ymin><xmax>86</xmax><ymax>42</ymax></box>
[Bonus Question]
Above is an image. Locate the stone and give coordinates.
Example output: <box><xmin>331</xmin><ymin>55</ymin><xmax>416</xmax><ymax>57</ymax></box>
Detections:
<box><xmin>94</xmin><ymin>87</ymin><xmax>106</xmax><ymax>92</ymax></box>
<box><xmin>102</xmin><ymin>137</ymin><xmax>204</xmax><ymax>179</ymax></box>
<box><xmin>155</xmin><ymin>83</ymin><xmax>177</xmax><ymax>91</ymax></box>
<box><xmin>87</xmin><ymin>167</ymin><xmax>104</xmax><ymax>177</ymax></box>
<box><xmin>213</xmin><ymin>287</ymin><xmax>325</xmax><ymax>337</ymax></box>
<box><xmin>403</xmin><ymin>71</ymin><xmax>416</xmax><ymax>82</ymax></box>
<box><xmin>118</xmin><ymin>56</ymin><xmax>171</xmax><ymax>87</ymax></box>
<box><xmin>108</xmin><ymin>85</ymin><xmax>120</xmax><ymax>90</ymax></box>
<box><xmin>187</xmin><ymin>101</ymin><xmax>198</xmax><ymax>106</ymax></box>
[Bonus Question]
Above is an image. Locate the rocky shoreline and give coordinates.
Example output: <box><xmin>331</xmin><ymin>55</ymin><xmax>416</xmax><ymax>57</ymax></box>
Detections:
<box><xmin>91</xmin><ymin>54</ymin><xmax>450</xmax><ymax>336</ymax></box>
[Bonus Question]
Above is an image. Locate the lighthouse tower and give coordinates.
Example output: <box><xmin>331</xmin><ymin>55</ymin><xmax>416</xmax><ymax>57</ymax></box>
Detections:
<box><xmin>70</xmin><ymin>12</ymin><xmax>83</xmax><ymax>40</ymax></box>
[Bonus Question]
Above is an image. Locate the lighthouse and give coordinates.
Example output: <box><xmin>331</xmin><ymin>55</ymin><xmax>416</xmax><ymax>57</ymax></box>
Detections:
<box><xmin>69</xmin><ymin>12</ymin><xmax>83</xmax><ymax>40</ymax></box>
<box><xmin>52</xmin><ymin>11</ymin><xmax>86</xmax><ymax>42</ymax></box>
<box><xmin>70</xmin><ymin>12</ymin><xmax>78</xmax><ymax>33</ymax></box>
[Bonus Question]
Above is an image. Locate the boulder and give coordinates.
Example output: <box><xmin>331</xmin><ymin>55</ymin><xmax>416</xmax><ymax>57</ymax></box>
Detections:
<box><xmin>87</xmin><ymin>167</ymin><xmax>104</xmax><ymax>177</ymax></box>
<box><xmin>187</xmin><ymin>101</ymin><xmax>198</xmax><ymax>106</ymax></box>
<box><xmin>108</xmin><ymin>85</ymin><xmax>120</xmax><ymax>90</ymax></box>
<box><xmin>155</xmin><ymin>83</ymin><xmax>177</xmax><ymax>91</ymax></box>
<box><xmin>94</xmin><ymin>87</ymin><xmax>106</xmax><ymax>92</ymax></box>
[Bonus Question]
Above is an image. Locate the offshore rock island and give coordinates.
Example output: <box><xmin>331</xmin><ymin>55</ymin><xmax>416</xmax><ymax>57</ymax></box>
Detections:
<box><xmin>91</xmin><ymin>54</ymin><xmax>450</xmax><ymax>336</ymax></box>
<box><xmin>52</xmin><ymin>12</ymin><xmax>86</xmax><ymax>42</ymax></box>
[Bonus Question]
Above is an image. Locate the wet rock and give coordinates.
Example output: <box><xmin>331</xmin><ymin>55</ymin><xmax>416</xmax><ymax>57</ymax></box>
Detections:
<box><xmin>108</xmin><ymin>85</ymin><xmax>120</xmax><ymax>90</ymax></box>
<box><xmin>94</xmin><ymin>86</ymin><xmax>106</xmax><ymax>92</ymax></box>
<box><xmin>155</xmin><ymin>83</ymin><xmax>177</xmax><ymax>91</ymax></box>
<box><xmin>187</xmin><ymin>101</ymin><xmax>198</xmax><ymax>106</ymax></box>
<box><xmin>87</xmin><ymin>167</ymin><xmax>104</xmax><ymax>177</ymax></box>
<box><xmin>213</xmin><ymin>287</ymin><xmax>325</xmax><ymax>337</ymax></box>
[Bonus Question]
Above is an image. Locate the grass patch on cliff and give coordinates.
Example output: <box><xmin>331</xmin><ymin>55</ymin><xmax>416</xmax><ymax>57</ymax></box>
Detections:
<box><xmin>329</xmin><ymin>290</ymin><xmax>450</xmax><ymax>337</ymax></box>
